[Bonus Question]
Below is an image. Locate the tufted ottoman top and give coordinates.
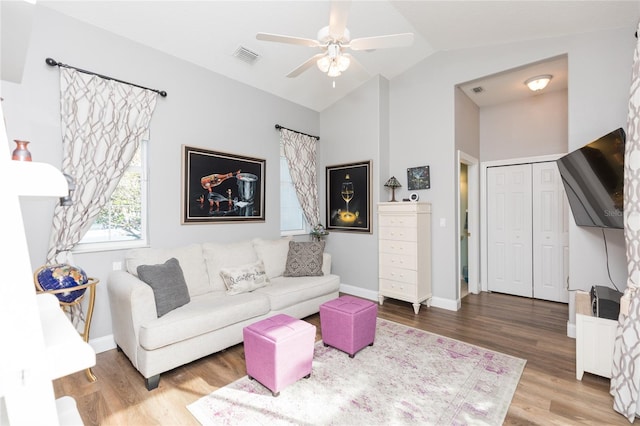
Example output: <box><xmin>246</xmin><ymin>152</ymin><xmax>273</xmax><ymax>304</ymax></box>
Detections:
<box><xmin>321</xmin><ymin>295</ymin><xmax>376</xmax><ymax>315</ymax></box>
<box><xmin>245</xmin><ymin>313</ymin><xmax>313</xmax><ymax>343</ymax></box>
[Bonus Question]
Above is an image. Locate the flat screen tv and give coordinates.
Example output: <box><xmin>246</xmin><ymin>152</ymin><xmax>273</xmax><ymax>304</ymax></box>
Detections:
<box><xmin>556</xmin><ymin>128</ymin><xmax>625</xmax><ymax>229</ymax></box>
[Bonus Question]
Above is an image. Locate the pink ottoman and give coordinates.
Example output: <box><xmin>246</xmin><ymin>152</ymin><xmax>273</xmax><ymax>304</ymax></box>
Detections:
<box><xmin>243</xmin><ymin>314</ymin><xmax>316</xmax><ymax>396</ymax></box>
<box><xmin>320</xmin><ymin>295</ymin><xmax>377</xmax><ymax>358</ymax></box>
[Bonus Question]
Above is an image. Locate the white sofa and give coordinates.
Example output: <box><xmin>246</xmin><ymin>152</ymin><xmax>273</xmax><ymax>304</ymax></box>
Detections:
<box><xmin>107</xmin><ymin>237</ymin><xmax>340</xmax><ymax>390</ymax></box>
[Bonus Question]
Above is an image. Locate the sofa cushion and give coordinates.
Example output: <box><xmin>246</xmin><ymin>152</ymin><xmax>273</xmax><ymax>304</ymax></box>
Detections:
<box><xmin>220</xmin><ymin>260</ymin><xmax>269</xmax><ymax>295</ymax></box>
<box><xmin>255</xmin><ymin>274</ymin><xmax>340</xmax><ymax>311</ymax></box>
<box><xmin>252</xmin><ymin>237</ymin><xmax>291</xmax><ymax>279</ymax></box>
<box><xmin>137</xmin><ymin>258</ymin><xmax>191</xmax><ymax>317</ymax></box>
<box><xmin>125</xmin><ymin>244</ymin><xmax>211</xmax><ymax>297</ymax></box>
<box><xmin>203</xmin><ymin>241</ymin><xmax>259</xmax><ymax>291</ymax></box>
<box><xmin>139</xmin><ymin>291</ymin><xmax>270</xmax><ymax>351</ymax></box>
<box><xmin>284</xmin><ymin>241</ymin><xmax>325</xmax><ymax>277</ymax></box>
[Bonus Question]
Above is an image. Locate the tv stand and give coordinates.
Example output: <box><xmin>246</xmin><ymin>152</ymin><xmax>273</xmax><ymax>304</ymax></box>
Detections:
<box><xmin>575</xmin><ymin>291</ymin><xmax>618</xmax><ymax>380</ymax></box>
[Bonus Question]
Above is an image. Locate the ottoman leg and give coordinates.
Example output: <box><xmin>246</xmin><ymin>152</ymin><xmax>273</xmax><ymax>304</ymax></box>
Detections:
<box><xmin>272</xmin><ymin>391</ymin><xmax>280</xmax><ymax>397</ymax></box>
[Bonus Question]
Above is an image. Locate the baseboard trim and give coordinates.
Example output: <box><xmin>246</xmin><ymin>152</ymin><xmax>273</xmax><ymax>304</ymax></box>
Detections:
<box><xmin>340</xmin><ymin>284</ymin><xmax>459</xmax><ymax>312</ymax></box>
<box><xmin>431</xmin><ymin>297</ymin><xmax>458</xmax><ymax>311</ymax></box>
<box><xmin>567</xmin><ymin>320</ymin><xmax>576</xmax><ymax>339</ymax></box>
<box><xmin>339</xmin><ymin>284</ymin><xmax>378</xmax><ymax>302</ymax></box>
<box><xmin>90</xmin><ymin>334</ymin><xmax>117</xmax><ymax>354</ymax></box>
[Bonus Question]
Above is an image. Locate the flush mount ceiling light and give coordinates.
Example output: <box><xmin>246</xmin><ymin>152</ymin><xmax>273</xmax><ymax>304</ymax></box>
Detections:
<box><xmin>525</xmin><ymin>74</ymin><xmax>552</xmax><ymax>92</ymax></box>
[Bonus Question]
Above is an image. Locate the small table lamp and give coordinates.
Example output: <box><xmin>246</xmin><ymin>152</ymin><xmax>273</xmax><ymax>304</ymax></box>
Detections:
<box><xmin>384</xmin><ymin>176</ymin><xmax>402</xmax><ymax>202</ymax></box>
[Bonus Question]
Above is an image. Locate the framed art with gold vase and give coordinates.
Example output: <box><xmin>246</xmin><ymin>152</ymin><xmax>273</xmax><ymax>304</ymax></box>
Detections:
<box><xmin>326</xmin><ymin>160</ymin><xmax>371</xmax><ymax>233</ymax></box>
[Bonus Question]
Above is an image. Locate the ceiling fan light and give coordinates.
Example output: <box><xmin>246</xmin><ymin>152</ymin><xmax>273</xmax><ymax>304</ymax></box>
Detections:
<box><xmin>337</xmin><ymin>54</ymin><xmax>350</xmax><ymax>72</ymax></box>
<box><xmin>317</xmin><ymin>55</ymin><xmax>331</xmax><ymax>73</ymax></box>
<box><xmin>525</xmin><ymin>74</ymin><xmax>552</xmax><ymax>92</ymax></box>
<box><xmin>327</xmin><ymin>43</ymin><xmax>340</xmax><ymax>58</ymax></box>
<box><xmin>327</xmin><ymin>63</ymin><xmax>341</xmax><ymax>77</ymax></box>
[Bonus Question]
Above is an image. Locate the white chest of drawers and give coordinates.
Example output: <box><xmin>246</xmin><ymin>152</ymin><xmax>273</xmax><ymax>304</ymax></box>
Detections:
<box><xmin>378</xmin><ymin>202</ymin><xmax>432</xmax><ymax>314</ymax></box>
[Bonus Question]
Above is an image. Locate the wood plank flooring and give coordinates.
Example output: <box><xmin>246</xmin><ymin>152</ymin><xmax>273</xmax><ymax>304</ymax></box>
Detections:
<box><xmin>54</xmin><ymin>292</ymin><xmax>629</xmax><ymax>425</ymax></box>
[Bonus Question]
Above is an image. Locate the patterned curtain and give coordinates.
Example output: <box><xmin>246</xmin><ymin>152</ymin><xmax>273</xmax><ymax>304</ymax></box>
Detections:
<box><xmin>279</xmin><ymin>128</ymin><xmax>321</xmax><ymax>227</ymax></box>
<box><xmin>46</xmin><ymin>68</ymin><xmax>158</xmax><ymax>265</ymax></box>
<box><xmin>611</xmin><ymin>21</ymin><xmax>640</xmax><ymax>423</ymax></box>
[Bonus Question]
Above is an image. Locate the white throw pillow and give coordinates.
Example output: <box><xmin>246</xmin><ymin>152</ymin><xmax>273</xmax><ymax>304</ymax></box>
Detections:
<box><xmin>219</xmin><ymin>260</ymin><xmax>269</xmax><ymax>295</ymax></box>
<box><xmin>203</xmin><ymin>241</ymin><xmax>258</xmax><ymax>291</ymax></box>
<box><xmin>252</xmin><ymin>236</ymin><xmax>292</xmax><ymax>279</ymax></box>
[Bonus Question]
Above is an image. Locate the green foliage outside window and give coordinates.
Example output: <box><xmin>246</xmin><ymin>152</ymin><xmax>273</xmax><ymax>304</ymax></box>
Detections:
<box><xmin>94</xmin><ymin>170</ymin><xmax>142</xmax><ymax>239</ymax></box>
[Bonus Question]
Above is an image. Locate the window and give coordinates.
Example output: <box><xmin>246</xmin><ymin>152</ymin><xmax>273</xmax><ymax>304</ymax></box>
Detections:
<box><xmin>75</xmin><ymin>141</ymin><xmax>148</xmax><ymax>252</ymax></box>
<box><xmin>280</xmin><ymin>143</ymin><xmax>308</xmax><ymax>235</ymax></box>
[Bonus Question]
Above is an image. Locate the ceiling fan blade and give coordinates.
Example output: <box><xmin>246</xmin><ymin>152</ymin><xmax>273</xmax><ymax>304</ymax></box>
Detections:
<box><xmin>256</xmin><ymin>33</ymin><xmax>320</xmax><ymax>48</ymax></box>
<box><xmin>329</xmin><ymin>0</ymin><xmax>351</xmax><ymax>40</ymax></box>
<box><xmin>287</xmin><ymin>53</ymin><xmax>326</xmax><ymax>78</ymax></box>
<box><xmin>349</xmin><ymin>33</ymin><xmax>414</xmax><ymax>51</ymax></box>
<box><xmin>343</xmin><ymin>54</ymin><xmax>370</xmax><ymax>79</ymax></box>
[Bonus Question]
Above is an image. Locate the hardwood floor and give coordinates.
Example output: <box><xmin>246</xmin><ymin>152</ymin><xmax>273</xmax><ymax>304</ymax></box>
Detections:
<box><xmin>54</xmin><ymin>292</ymin><xmax>628</xmax><ymax>425</ymax></box>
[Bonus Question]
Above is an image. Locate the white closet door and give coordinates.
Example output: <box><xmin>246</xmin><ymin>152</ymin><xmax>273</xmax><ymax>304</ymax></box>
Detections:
<box><xmin>532</xmin><ymin>162</ymin><xmax>569</xmax><ymax>303</ymax></box>
<box><xmin>487</xmin><ymin>164</ymin><xmax>533</xmax><ymax>297</ymax></box>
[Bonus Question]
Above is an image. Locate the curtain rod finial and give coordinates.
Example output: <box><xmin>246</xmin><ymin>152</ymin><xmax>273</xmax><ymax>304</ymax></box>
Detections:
<box><xmin>159</xmin><ymin>91</ymin><xmax>167</xmax><ymax>98</ymax></box>
<box><xmin>45</xmin><ymin>57</ymin><xmax>58</xmax><ymax>67</ymax></box>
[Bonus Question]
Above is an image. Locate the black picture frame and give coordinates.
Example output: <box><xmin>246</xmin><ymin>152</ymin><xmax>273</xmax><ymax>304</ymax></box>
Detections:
<box><xmin>182</xmin><ymin>145</ymin><xmax>265</xmax><ymax>223</ymax></box>
<box><xmin>407</xmin><ymin>165</ymin><xmax>430</xmax><ymax>190</ymax></box>
<box><xmin>326</xmin><ymin>160</ymin><xmax>371</xmax><ymax>233</ymax></box>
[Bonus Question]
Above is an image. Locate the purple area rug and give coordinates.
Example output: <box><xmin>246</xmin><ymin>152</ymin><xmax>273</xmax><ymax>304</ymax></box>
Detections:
<box><xmin>187</xmin><ymin>318</ymin><xmax>525</xmax><ymax>425</ymax></box>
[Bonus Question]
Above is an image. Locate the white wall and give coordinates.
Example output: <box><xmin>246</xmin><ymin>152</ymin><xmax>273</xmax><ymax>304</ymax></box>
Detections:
<box><xmin>480</xmin><ymin>90</ymin><xmax>568</xmax><ymax>162</ymax></box>
<box><xmin>455</xmin><ymin>87</ymin><xmax>480</xmax><ymax>159</ymax></box>
<box><xmin>318</xmin><ymin>76</ymin><xmax>388</xmax><ymax>299</ymax></box>
<box><xmin>1</xmin><ymin>6</ymin><xmax>319</xmax><ymax>344</ymax></box>
<box><xmin>390</xmin><ymin>27</ymin><xmax>634</xmax><ymax>321</ymax></box>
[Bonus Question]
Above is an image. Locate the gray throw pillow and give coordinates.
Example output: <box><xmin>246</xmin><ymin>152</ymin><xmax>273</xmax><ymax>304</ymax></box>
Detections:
<box><xmin>137</xmin><ymin>258</ymin><xmax>191</xmax><ymax>317</ymax></box>
<box><xmin>283</xmin><ymin>241</ymin><xmax>325</xmax><ymax>277</ymax></box>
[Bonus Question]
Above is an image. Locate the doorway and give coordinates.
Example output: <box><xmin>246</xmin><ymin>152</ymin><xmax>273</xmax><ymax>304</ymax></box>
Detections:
<box><xmin>457</xmin><ymin>150</ymin><xmax>479</xmax><ymax>301</ymax></box>
<box><xmin>460</xmin><ymin>163</ymin><xmax>469</xmax><ymax>298</ymax></box>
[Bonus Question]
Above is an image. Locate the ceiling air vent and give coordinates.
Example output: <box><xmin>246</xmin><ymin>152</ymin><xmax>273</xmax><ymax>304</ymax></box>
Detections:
<box><xmin>233</xmin><ymin>46</ymin><xmax>260</xmax><ymax>65</ymax></box>
<box><xmin>472</xmin><ymin>86</ymin><xmax>484</xmax><ymax>93</ymax></box>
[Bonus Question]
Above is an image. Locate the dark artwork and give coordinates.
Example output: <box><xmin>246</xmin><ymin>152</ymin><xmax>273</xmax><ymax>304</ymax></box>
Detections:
<box><xmin>182</xmin><ymin>145</ymin><xmax>265</xmax><ymax>223</ymax></box>
<box><xmin>407</xmin><ymin>165</ymin><xmax>430</xmax><ymax>190</ymax></box>
<box><xmin>326</xmin><ymin>161</ymin><xmax>371</xmax><ymax>233</ymax></box>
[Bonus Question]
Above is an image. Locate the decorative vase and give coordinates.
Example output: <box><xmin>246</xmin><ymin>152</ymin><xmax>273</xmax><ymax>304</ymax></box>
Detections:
<box><xmin>11</xmin><ymin>140</ymin><xmax>32</xmax><ymax>161</ymax></box>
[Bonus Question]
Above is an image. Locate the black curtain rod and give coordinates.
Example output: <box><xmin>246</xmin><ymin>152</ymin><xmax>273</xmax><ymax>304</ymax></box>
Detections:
<box><xmin>45</xmin><ymin>57</ymin><xmax>167</xmax><ymax>98</ymax></box>
<box><xmin>275</xmin><ymin>124</ymin><xmax>319</xmax><ymax>140</ymax></box>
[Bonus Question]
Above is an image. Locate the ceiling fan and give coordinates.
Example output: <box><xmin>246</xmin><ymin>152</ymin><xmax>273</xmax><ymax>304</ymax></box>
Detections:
<box><xmin>256</xmin><ymin>0</ymin><xmax>414</xmax><ymax>78</ymax></box>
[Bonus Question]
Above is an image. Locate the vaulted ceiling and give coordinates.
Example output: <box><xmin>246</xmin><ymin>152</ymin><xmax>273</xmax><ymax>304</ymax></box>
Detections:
<box><xmin>37</xmin><ymin>1</ymin><xmax>640</xmax><ymax>111</ymax></box>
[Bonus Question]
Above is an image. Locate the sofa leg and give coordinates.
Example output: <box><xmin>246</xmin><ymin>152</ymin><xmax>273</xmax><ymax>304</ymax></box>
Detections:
<box><xmin>145</xmin><ymin>375</ymin><xmax>160</xmax><ymax>391</ymax></box>
<box><xmin>116</xmin><ymin>345</ymin><xmax>122</xmax><ymax>352</ymax></box>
